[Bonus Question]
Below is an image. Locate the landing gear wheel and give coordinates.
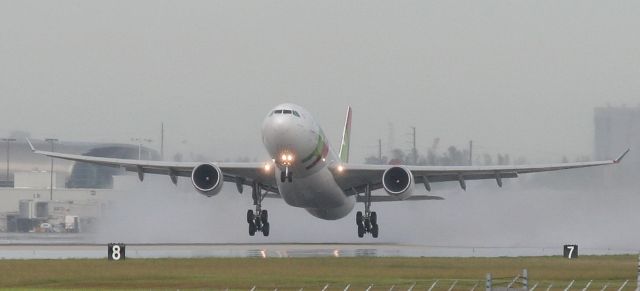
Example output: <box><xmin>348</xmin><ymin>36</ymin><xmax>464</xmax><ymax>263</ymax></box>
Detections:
<box><xmin>248</xmin><ymin>182</ymin><xmax>272</xmax><ymax>237</ymax></box>
<box><xmin>356</xmin><ymin>184</ymin><xmax>380</xmax><ymax>238</ymax></box>
<box><xmin>371</xmin><ymin>224</ymin><xmax>379</xmax><ymax>238</ymax></box>
<box><xmin>287</xmin><ymin>171</ymin><xmax>293</xmax><ymax>182</ymax></box>
<box><xmin>254</xmin><ymin>217</ymin><xmax>262</xmax><ymax>230</ymax></box>
<box><xmin>280</xmin><ymin>171</ymin><xmax>286</xmax><ymax>183</ymax></box>
<box><xmin>247</xmin><ymin>210</ymin><xmax>255</xmax><ymax>224</ymax></box>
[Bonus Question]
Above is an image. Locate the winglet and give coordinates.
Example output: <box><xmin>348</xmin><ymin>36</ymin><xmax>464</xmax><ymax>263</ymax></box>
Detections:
<box><xmin>614</xmin><ymin>148</ymin><xmax>630</xmax><ymax>164</ymax></box>
<box><xmin>26</xmin><ymin>138</ymin><xmax>36</xmax><ymax>152</ymax></box>
<box><xmin>338</xmin><ymin>106</ymin><xmax>352</xmax><ymax>163</ymax></box>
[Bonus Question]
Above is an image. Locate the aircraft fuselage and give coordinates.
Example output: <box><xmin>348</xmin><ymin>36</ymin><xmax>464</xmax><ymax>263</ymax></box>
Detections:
<box><xmin>261</xmin><ymin>103</ymin><xmax>355</xmax><ymax>220</ymax></box>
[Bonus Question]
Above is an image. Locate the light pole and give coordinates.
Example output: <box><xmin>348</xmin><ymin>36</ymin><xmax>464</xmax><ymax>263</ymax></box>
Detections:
<box><xmin>131</xmin><ymin>138</ymin><xmax>153</xmax><ymax>159</ymax></box>
<box><xmin>1</xmin><ymin>138</ymin><xmax>16</xmax><ymax>181</ymax></box>
<box><xmin>45</xmin><ymin>138</ymin><xmax>58</xmax><ymax>200</ymax></box>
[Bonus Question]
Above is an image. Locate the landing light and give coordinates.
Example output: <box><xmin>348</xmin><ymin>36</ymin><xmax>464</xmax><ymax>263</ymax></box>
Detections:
<box><xmin>281</xmin><ymin>154</ymin><xmax>287</xmax><ymax>161</ymax></box>
<box><xmin>264</xmin><ymin>164</ymin><xmax>271</xmax><ymax>172</ymax></box>
<box><xmin>337</xmin><ymin>165</ymin><xmax>344</xmax><ymax>172</ymax></box>
<box><xmin>287</xmin><ymin>154</ymin><xmax>294</xmax><ymax>161</ymax></box>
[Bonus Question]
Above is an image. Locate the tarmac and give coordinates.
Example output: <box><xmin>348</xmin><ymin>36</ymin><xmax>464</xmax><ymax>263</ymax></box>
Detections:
<box><xmin>0</xmin><ymin>233</ymin><xmax>636</xmax><ymax>259</ymax></box>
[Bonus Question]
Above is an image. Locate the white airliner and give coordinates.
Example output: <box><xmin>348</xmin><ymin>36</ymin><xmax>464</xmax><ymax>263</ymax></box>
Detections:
<box><xmin>28</xmin><ymin>103</ymin><xmax>629</xmax><ymax>238</ymax></box>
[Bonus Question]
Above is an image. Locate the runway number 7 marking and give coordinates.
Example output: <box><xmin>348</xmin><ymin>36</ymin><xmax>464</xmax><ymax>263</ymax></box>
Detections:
<box><xmin>563</xmin><ymin>244</ymin><xmax>578</xmax><ymax>259</ymax></box>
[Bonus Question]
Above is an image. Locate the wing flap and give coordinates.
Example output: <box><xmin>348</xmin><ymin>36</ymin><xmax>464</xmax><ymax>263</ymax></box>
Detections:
<box><xmin>357</xmin><ymin>195</ymin><xmax>444</xmax><ymax>202</ymax></box>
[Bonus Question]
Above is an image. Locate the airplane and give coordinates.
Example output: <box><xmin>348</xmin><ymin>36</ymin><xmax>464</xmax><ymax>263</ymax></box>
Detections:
<box><xmin>27</xmin><ymin>103</ymin><xmax>629</xmax><ymax>238</ymax></box>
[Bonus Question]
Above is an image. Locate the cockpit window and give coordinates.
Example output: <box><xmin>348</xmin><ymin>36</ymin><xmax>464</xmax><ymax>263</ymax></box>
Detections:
<box><xmin>271</xmin><ymin>109</ymin><xmax>299</xmax><ymax>116</ymax></box>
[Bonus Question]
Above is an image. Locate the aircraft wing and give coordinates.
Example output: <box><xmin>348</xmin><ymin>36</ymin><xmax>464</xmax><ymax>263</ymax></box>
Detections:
<box><xmin>27</xmin><ymin>139</ymin><xmax>279</xmax><ymax>193</ymax></box>
<box><xmin>332</xmin><ymin>149</ymin><xmax>629</xmax><ymax>196</ymax></box>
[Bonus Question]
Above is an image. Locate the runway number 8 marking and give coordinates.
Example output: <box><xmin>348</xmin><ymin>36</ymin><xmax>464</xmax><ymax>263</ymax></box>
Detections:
<box><xmin>108</xmin><ymin>243</ymin><xmax>126</xmax><ymax>261</ymax></box>
<box><xmin>563</xmin><ymin>244</ymin><xmax>578</xmax><ymax>259</ymax></box>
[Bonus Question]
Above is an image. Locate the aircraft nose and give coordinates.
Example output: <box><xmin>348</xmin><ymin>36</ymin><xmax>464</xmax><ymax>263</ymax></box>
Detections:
<box><xmin>263</xmin><ymin>115</ymin><xmax>296</xmax><ymax>145</ymax></box>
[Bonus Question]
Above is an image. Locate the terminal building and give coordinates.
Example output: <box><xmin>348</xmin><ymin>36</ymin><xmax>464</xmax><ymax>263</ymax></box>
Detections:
<box><xmin>0</xmin><ymin>137</ymin><xmax>160</xmax><ymax>232</ymax></box>
<box><xmin>0</xmin><ymin>138</ymin><xmax>159</xmax><ymax>189</ymax></box>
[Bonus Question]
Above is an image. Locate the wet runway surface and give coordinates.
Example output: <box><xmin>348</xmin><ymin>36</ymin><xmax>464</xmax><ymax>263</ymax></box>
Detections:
<box><xmin>0</xmin><ymin>234</ymin><xmax>636</xmax><ymax>259</ymax></box>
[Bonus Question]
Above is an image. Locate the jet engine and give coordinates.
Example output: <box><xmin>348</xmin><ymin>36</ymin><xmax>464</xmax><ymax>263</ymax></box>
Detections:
<box><xmin>382</xmin><ymin>166</ymin><xmax>415</xmax><ymax>200</ymax></box>
<box><xmin>191</xmin><ymin>163</ymin><xmax>224</xmax><ymax>196</ymax></box>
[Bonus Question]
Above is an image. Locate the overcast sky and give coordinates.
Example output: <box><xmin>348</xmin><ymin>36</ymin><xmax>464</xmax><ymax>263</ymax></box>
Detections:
<box><xmin>1</xmin><ymin>1</ymin><xmax>638</xmax><ymax>163</ymax></box>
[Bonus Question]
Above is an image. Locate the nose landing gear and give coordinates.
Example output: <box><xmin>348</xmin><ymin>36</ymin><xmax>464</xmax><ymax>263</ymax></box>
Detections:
<box><xmin>247</xmin><ymin>182</ymin><xmax>270</xmax><ymax>237</ymax></box>
<box><xmin>280</xmin><ymin>167</ymin><xmax>293</xmax><ymax>183</ymax></box>
<box><xmin>356</xmin><ymin>184</ymin><xmax>379</xmax><ymax>238</ymax></box>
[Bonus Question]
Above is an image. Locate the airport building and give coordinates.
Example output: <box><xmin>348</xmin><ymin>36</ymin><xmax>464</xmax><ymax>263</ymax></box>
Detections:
<box><xmin>594</xmin><ymin>105</ymin><xmax>640</xmax><ymax>186</ymax></box>
<box><xmin>0</xmin><ymin>138</ymin><xmax>159</xmax><ymax>188</ymax></box>
<box><xmin>0</xmin><ymin>138</ymin><xmax>160</xmax><ymax>232</ymax></box>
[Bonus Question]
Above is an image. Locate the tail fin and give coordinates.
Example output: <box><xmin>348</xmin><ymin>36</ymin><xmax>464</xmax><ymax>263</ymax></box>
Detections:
<box><xmin>339</xmin><ymin>106</ymin><xmax>352</xmax><ymax>163</ymax></box>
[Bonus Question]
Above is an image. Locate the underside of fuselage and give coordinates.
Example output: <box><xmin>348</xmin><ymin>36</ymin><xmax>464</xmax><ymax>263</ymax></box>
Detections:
<box><xmin>276</xmin><ymin>165</ymin><xmax>355</xmax><ymax>220</ymax></box>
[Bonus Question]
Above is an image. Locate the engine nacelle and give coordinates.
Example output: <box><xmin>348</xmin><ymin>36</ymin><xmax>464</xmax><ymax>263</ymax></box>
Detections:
<box><xmin>191</xmin><ymin>163</ymin><xmax>224</xmax><ymax>197</ymax></box>
<box><xmin>382</xmin><ymin>166</ymin><xmax>415</xmax><ymax>200</ymax></box>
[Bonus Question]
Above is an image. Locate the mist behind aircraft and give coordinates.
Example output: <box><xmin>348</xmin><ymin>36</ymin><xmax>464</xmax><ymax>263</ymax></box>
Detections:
<box><xmin>0</xmin><ymin>1</ymin><xmax>638</xmax><ymax>248</ymax></box>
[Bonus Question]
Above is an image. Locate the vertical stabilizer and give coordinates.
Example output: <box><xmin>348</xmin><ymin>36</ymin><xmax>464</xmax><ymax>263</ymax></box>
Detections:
<box><xmin>339</xmin><ymin>106</ymin><xmax>352</xmax><ymax>163</ymax></box>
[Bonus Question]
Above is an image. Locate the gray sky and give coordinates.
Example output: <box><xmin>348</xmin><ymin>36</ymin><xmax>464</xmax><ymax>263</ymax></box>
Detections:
<box><xmin>1</xmin><ymin>1</ymin><xmax>639</xmax><ymax>163</ymax></box>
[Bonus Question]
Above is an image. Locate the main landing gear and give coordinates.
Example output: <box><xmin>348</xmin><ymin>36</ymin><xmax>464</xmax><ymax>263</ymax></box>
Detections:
<box><xmin>280</xmin><ymin>167</ymin><xmax>293</xmax><ymax>183</ymax></box>
<box><xmin>247</xmin><ymin>182</ymin><xmax>270</xmax><ymax>236</ymax></box>
<box><xmin>356</xmin><ymin>184</ymin><xmax>379</xmax><ymax>238</ymax></box>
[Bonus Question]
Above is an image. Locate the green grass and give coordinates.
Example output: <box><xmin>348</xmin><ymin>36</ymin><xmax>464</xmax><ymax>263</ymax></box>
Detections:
<box><xmin>0</xmin><ymin>256</ymin><xmax>636</xmax><ymax>290</ymax></box>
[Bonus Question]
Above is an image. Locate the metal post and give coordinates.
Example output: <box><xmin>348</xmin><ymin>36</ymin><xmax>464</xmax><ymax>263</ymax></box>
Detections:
<box><xmin>132</xmin><ymin>138</ymin><xmax>153</xmax><ymax>160</ymax></box>
<box><xmin>469</xmin><ymin>140</ymin><xmax>473</xmax><ymax>165</ymax></box>
<box><xmin>523</xmin><ymin>269</ymin><xmax>529</xmax><ymax>290</ymax></box>
<box><xmin>448</xmin><ymin>280</ymin><xmax>458</xmax><ymax>291</ymax></box>
<box><xmin>160</xmin><ymin>122</ymin><xmax>164</xmax><ymax>160</ymax></box>
<box><xmin>45</xmin><ymin>138</ymin><xmax>58</xmax><ymax>200</ymax></box>
<box><xmin>486</xmin><ymin>274</ymin><xmax>492</xmax><ymax>291</ymax></box>
<box><xmin>412</xmin><ymin>127</ymin><xmax>417</xmax><ymax>165</ymax></box>
<box><xmin>637</xmin><ymin>254</ymin><xmax>639</xmax><ymax>291</ymax></box>
<box><xmin>530</xmin><ymin>283</ymin><xmax>540</xmax><ymax>291</ymax></box>
<box><xmin>1</xmin><ymin>138</ymin><xmax>16</xmax><ymax>181</ymax></box>
<box><xmin>428</xmin><ymin>280</ymin><xmax>439</xmax><ymax>291</ymax></box>
<box><xmin>617</xmin><ymin>280</ymin><xmax>628</xmax><ymax>291</ymax></box>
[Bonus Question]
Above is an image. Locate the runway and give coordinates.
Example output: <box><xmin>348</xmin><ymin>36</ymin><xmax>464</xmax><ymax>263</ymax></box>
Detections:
<box><xmin>0</xmin><ymin>242</ymin><xmax>636</xmax><ymax>260</ymax></box>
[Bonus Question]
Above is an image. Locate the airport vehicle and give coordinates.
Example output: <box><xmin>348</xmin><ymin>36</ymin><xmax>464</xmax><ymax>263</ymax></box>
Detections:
<box><xmin>27</xmin><ymin>103</ymin><xmax>629</xmax><ymax>238</ymax></box>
